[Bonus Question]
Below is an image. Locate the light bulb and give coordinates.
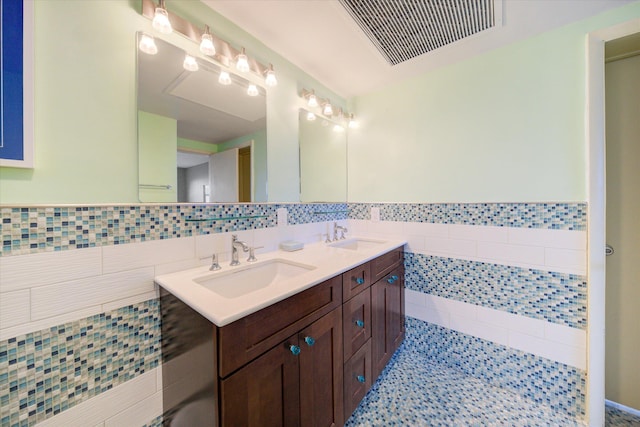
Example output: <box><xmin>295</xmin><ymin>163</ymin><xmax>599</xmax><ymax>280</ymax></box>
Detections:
<box><xmin>247</xmin><ymin>84</ymin><xmax>259</xmax><ymax>97</ymax></box>
<box><xmin>236</xmin><ymin>48</ymin><xmax>250</xmax><ymax>73</ymax></box>
<box><xmin>264</xmin><ymin>65</ymin><xmax>277</xmax><ymax>87</ymax></box>
<box><xmin>218</xmin><ymin>71</ymin><xmax>232</xmax><ymax>85</ymax></box>
<box><xmin>307</xmin><ymin>94</ymin><xmax>318</xmax><ymax>108</ymax></box>
<box><xmin>333</xmin><ymin>124</ymin><xmax>345</xmax><ymax>132</ymax></box>
<box><xmin>306</xmin><ymin>111</ymin><xmax>316</xmax><ymax>121</ymax></box>
<box><xmin>152</xmin><ymin>6</ymin><xmax>172</xmax><ymax>34</ymax></box>
<box><xmin>348</xmin><ymin>114</ymin><xmax>359</xmax><ymax>129</ymax></box>
<box><xmin>139</xmin><ymin>34</ymin><xmax>158</xmax><ymax>55</ymax></box>
<box><xmin>200</xmin><ymin>26</ymin><xmax>216</xmax><ymax>56</ymax></box>
<box><xmin>323</xmin><ymin>102</ymin><xmax>333</xmax><ymax>116</ymax></box>
<box><xmin>183</xmin><ymin>54</ymin><xmax>198</xmax><ymax>71</ymax></box>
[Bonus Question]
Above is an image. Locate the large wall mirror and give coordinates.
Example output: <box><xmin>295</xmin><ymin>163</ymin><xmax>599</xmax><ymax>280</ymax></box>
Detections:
<box><xmin>298</xmin><ymin>109</ymin><xmax>347</xmax><ymax>202</ymax></box>
<box><xmin>137</xmin><ymin>34</ymin><xmax>267</xmax><ymax>203</ymax></box>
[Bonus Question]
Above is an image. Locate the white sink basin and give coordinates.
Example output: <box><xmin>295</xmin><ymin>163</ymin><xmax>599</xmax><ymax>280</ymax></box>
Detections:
<box><xmin>329</xmin><ymin>238</ymin><xmax>386</xmax><ymax>251</ymax></box>
<box><xmin>194</xmin><ymin>259</ymin><xmax>316</xmax><ymax>299</ymax></box>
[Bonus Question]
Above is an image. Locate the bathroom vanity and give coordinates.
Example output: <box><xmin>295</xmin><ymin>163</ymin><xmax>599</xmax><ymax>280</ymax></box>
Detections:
<box><xmin>156</xmin><ymin>239</ymin><xmax>405</xmax><ymax>426</ymax></box>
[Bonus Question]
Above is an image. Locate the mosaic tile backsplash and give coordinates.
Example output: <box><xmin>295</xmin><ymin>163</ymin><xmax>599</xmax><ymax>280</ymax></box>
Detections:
<box><xmin>0</xmin><ymin>300</ymin><xmax>161</xmax><ymax>427</ymax></box>
<box><xmin>404</xmin><ymin>317</ymin><xmax>587</xmax><ymax>418</ymax></box>
<box><xmin>0</xmin><ymin>203</ymin><xmax>348</xmax><ymax>256</ymax></box>
<box><xmin>405</xmin><ymin>252</ymin><xmax>588</xmax><ymax>330</ymax></box>
<box><xmin>348</xmin><ymin>202</ymin><xmax>587</xmax><ymax>230</ymax></box>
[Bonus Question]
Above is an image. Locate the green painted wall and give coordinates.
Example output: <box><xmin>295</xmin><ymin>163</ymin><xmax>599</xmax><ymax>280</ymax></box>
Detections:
<box><xmin>348</xmin><ymin>2</ymin><xmax>640</xmax><ymax>203</ymax></box>
<box><xmin>0</xmin><ymin>0</ymin><xmax>342</xmax><ymax>204</ymax></box>
<box><xmin>138</xmin><ymin>111</ymin><xmax>177</xmax><ymax>202</ymax></box>
<box><xmin>177</xmin><ymin>138</ymin><xmax>218</xmax><ymax>154</ymax></box>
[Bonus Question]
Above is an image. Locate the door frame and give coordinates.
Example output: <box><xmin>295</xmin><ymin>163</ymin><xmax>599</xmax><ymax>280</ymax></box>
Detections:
<box><xmin>586</xmin><ymin>18</ymin><xmax>640</xmax><ymax>427</ymax></box>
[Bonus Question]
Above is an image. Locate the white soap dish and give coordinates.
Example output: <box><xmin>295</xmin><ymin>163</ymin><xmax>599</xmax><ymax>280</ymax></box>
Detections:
<box><xmin>280</xmin><ymin>240</ymin><xmax>304</xmax><ymax>251</ymax></box>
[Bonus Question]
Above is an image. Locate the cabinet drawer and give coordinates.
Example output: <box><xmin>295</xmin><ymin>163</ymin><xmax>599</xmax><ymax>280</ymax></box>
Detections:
<box><xmin>370</xmin><ymin>247</ymin><xmax>403</xmax><ymax>283</ymax></box>
<box><xmin>342</xmin><ymin>262</ymin><xmax>371</xmax><ymax>301</ymax></box>
<box><xmin>343</xmin><ymin>338</ymin><xmax>372</xmax><ymax>420</ymax></box>
<box><xmin>218</xmin><ymin>275</ymin><xmax>342</xmax><ymax>378</ymax></box>
<box><xmin>343</xmin><ymin>287</ymin><xmax>371</xmax><ymax>360</ymax></box>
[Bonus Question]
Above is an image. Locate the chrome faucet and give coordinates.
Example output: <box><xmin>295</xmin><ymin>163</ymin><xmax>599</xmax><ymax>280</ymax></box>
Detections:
<box><xmin>334</xmin><ymin>222</ymin><xmax>348</xmax><ymax>241</ymax></box>
<box><xmin>230</xmin><ymin>234</ymin><xmax>250</xmax><ymax>266</ymax></box>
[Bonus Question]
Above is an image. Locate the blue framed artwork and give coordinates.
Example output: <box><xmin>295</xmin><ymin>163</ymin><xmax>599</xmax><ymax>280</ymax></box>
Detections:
<box><xmin>1</xmin><ymin>0</ymin><xmax>33</xmax><ymax>168</ymax></box>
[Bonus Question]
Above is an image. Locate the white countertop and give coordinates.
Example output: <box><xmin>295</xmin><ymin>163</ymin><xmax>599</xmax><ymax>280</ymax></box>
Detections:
<box><xmin>154</xmin><ymin>236</ymin><xmax>406</xmax><ymax>327</ymax></box>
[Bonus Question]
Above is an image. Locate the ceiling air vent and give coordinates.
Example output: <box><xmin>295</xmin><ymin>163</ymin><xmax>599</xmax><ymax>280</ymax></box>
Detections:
<box><xmin>339</xmin><ymin>0</ymin><xmax>498</xmax><ymax>66</ymax></box>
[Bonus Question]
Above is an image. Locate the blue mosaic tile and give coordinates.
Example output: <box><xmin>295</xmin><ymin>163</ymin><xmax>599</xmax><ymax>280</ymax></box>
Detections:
<box><xmin>404</xmin><ymin>252</ymin><xmax>587</xmax><ymax>330</ymax></box>
<box><xmin>403</xmin><ymin>317</ymin><xmax>587</xmax><ymax>418</ymax></box>
<box><xmin>348</xmin><ymin>202</ymin><xmax>587</xmax><ymax>230</ymax></box>
<box><xmin>346</xmin><ymin>345</ymin><xmax>584</xmax><ymax>426</ymax></box>
<box><xmin>605</xmin><ymin>403</ymin><xmax>640</xmax><ymax>426</ymax></box>
<box><xmin>142</xmin><ymin>414</ymin><xmax>164</xmax><ymax>427</ymax></box>
<box><xmin>0</xmin><ymin>300</ymin><xmax>161</xmax><ymax>427</ymax></box>
<box><xmin>283</xmin><ymin>202</ymin><xmax>348</xmax><ymax>225</ymax></box>
<box><xmin>0</xmin><ymin>203</ymin><xmax>346</xmax><ymax>257</ymax></box>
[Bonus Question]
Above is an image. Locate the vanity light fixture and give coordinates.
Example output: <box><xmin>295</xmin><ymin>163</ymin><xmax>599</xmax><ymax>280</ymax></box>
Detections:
<box><xmin>322</xmin><ymin>101</ymin><xmax>334</xmax><ymax>117</ymax></box>
<box><xmin>264</xmin><ymin>64</ymin><xmax>277</xmax><ymax>87</ymax></box>
<box><xmin>141</xmin><ymin>0</ymin><xmax>277</xmax><ymax>90</ymax></box>
<box><xmin>152</xmin><ymin>0</ymin><xmax>172</xmax><ymax>34</ymax></box>
<box><xmin>218</xmin><ymin>70</ymin><xmax>232</xmax><ymax>85</ymax></box>
<box><xmin>306</xmin><ymin>111</ymin><xmax>317</xmax><ymax>121</ymax></box>
<box><xmin>200</xmin><ymin>25</ymin><xmax>216</xmax><ymax>56</ymax></box>
<box><xmin>183</xmin><ymin>53</ymin><xmax>199</xmax><ymax>71</ymax></box>
<box><xmin>236</xmin><ymin>48</ymin><xmax>250</xmax><ymax>73</ymax></box>
<box><xmin>348</xmin><ymin>113</ymin><xmax>359</xmax><ymax>129</ymax></box>
<box><xmin>138</xmin><ymin>33</ymin><xmax>158</xmax><ymax>55</ymax></box>
<box><xmin>247</xmin><ymin>84</ymin><xmax>259</xmax><ymax>96</ymax></box>
<box><xmin>308</xmin><ymin>93</ymin><xmax>318</xmax><ymax>108</ymax></box>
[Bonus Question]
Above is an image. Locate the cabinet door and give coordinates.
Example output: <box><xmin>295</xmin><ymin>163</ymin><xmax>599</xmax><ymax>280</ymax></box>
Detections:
<box><xmin>343</xmin><ymin>287</ymin><xmax>371</xmax><ymax>360</ymax></box>
<box><xmin>371</xmin><ymin>266</ymin><xmax>405</xmax><ymax>381</ymax></box>
<box><xmin>298</xmin><ymin>308</ymin><xmax>344</xmax><ymax>427</ymax></box>
<box><xmin>220</xmin><ymin>339</ymin><xmax>300</xmax><ymax>427</ymax></box>
<box><xmin>344</xmin><ymin>338</ymin><xmax>372</xmax><ymax>419</ymax></box>
<box><xmin>342</xmin><ymin>262</ymin><xmax>371</xmax><ymax>301</ymax></box>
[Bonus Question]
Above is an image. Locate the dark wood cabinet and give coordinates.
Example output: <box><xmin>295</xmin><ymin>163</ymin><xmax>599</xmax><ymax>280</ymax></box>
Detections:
<box><xmin>341</xmin><ymin>248</ymin><xmax>404</xmax><ymax>422</ymax></box>
<box><xmin>343</xmin><ymin>287</ymin><xmax>371</xmax><ymax>360</ymax></box>
<box><xmin>221</xmin><ymin>307</ymin><xmax>343</xmax><ymax>427</ymax></box>
<box><xmin>161</xmin><ymin>247</ymin><xmax>404</xmax><ymax>427</ymax></box>
<box><xmin>220</xmin><ymin>339</ymin><xmax>300</xmax><ymax>427</ymax></box>
<box><xmin>371</xmin><ymin>265</ymin><xmax>405</xmax><ymax>380</ymax></box>
<box><xmin>343</xmin><ymin>339</ymin><xmax>372</xmax><ymax>418</ymax></box>
<box><xmin>298</xmin><ymin>308</ymin><xmax>344</xmax><ymax>427</ymax></box>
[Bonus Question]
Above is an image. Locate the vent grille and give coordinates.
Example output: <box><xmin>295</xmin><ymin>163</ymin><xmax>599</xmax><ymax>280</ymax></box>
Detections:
<box><xmin>339</xmin><ymin>0</ymin><xmax>496</xmax><ymax>66</ymax></box>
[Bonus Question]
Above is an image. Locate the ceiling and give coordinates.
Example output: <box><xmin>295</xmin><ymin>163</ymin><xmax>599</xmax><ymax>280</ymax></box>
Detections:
<box><xmin>204</xmin><ymin>0</ymin><xmax>634</xmax><ymax>98</ymax></box>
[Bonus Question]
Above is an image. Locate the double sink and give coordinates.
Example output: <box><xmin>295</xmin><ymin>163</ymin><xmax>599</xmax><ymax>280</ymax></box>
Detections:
<box><xmin>155</xmin><ymin>237</ymin><xmax>404</xmax><ymax>326</ymax></box>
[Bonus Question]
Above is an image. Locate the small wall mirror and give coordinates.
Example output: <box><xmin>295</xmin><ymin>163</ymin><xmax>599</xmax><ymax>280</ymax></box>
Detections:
<box><xmin>298</xmin><ymin>109</ymin><xmax>347</xmax><ymax>202</ymax></box>
<box><xmin>137</xmin><ymin>34</ymin><xmax>267</xmax><ymax>203</ymax></box>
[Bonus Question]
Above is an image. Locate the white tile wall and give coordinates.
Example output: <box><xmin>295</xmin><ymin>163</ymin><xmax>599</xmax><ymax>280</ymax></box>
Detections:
<box><xmin>0</xmin><ymin>289</ymin><xmax>30</xmax><ymax>329</ymax></box>
<box><xmin>350</xmin><ymin>219</ymin><xmax>587</xmax><ymax>275</ymax></box>
<box><xmin>31</xmin><ymin>267</ymin><xmax>155</xmax><ymax>320</ymax></box>
<box><xmin>35</xmin><ymin>368</ymin><xmax>162</xmax><ymax>427</ymax></box>
<box><xmin>0</xmin><ymin>247</ymin><xmax>102</xmax><ymax>292</ymax></box>
<box><xmin>405</xmin><ymin>289</ymin><xmax>587</xmax><ymax>369</ymax></box>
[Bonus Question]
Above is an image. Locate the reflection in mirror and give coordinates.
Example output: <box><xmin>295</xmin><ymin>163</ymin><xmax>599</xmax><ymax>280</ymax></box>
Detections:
<box><xmin>137</xmin><ymin>34</ymin><xmax>267</xmax><ymax>203</ymax></box>
<box><xmin>298</xmin><ymin>109</ymin><xmax>347</xmax><ymax>202</ymax></box>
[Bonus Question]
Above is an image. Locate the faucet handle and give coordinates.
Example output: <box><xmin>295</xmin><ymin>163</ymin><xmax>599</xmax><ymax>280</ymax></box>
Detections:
<box><xmin>209</xmin><ymin>253</ymin><xmax>221</xmax><ymax>271</ymax></box>
<box><xmin>247</xmin><ymin>246</ymin><xmax>264</xmax><ymax>262</ymax></box>
<box><xmin>340</xmin><ymin>227</ymin><xmax>348</xmax><ymax>240</ymax></box>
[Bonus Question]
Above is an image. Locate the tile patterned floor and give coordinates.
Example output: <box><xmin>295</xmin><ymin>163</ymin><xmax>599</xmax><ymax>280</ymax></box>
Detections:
<box><xmin>346</xmin><ymin>345</ymin><xmax>640</xmax><ymax>426</ymax></box>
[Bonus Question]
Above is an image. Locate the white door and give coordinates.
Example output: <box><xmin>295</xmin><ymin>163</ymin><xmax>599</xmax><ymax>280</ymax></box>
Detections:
<box><xmin>209</xmin><ymin>148</ymin><xmax>239</xmax><ymax>202</ymax></box>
